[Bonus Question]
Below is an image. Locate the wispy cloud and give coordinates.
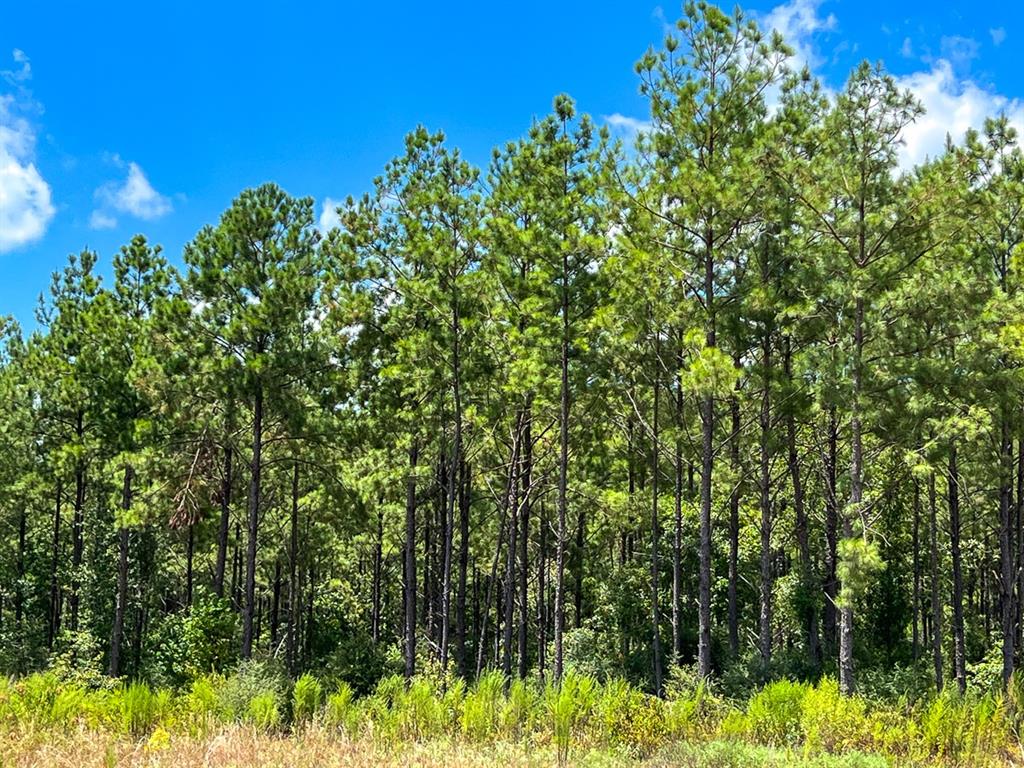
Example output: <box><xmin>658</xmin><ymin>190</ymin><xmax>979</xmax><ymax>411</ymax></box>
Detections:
<box><xmin>761</xmin><ymin>0</ymin><xmax>837</xmax><ymax>72</ymax></box>
<box><xmin>318</xmin><ymin>197</ymin><xmax>343</xmax><ymax>234</ymax></box>
<box><xmin>0</xmin><ymin>49</ymin><xmax>55</xmax><ymax>254</ymax></box>
<box><xmin>990</xmin><ymin>27</ymin><xmax>1006</xmax><ymax>46</ymax></box>
<box><xmin>603</xmin><ymin>113</ymin><xmax>652</xmax><ymax>138</ymax></box>
<box><xmin>0</xmin><ymin>48</ymin><xmax>31</xmax><ymax>85</ymax></box>
<box><xmin>895</xmin><ymin>61</ymin><xmax>1024</xmax><ymax>168</ymax></box>
<box><xmin>91</xmin><ymin>159</ymin><xmax>172</xmax><ymax>229</ymax></box>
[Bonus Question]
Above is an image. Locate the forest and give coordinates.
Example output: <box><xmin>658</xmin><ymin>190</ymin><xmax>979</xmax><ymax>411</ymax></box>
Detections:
<box><xmin>1</xmin><ymin>2</ymin><xmax>1023</xmax><ymax>766</ymax></box>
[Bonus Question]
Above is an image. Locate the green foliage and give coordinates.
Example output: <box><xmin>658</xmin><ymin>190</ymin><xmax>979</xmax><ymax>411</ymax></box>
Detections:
<box><xmin>217</xmin><ymin>659</ymin><xmax>291</xmax><ymax>723</ymax></box>
<box><xmin>292</xmin><ymin>672</ymin><xmax>324</xmax><ymax>723</ymax></box>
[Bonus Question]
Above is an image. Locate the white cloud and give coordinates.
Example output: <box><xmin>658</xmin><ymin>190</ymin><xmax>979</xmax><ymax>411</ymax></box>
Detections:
<box><xmin>755</xmin><ymin>1</ymin><xmax>1023</xmax><ymax>171</ymax></box>
<box><xmin>603</xmin><ymin>113</ymin><xmax>652</xmax><ymax>137</ymax></box>
<box><xmin>761</xmin><ymin>0</ymin><xmax>837</xmax><ymax>72</ymax></box>
<box><xmin>895</xmin><ymin>61</ymin><xmax>1024</xmax><ymax>168</ymax></box>
<box><xmin>1</xmin><ymin>48</ymin><xmax>31</xmax><ymax>85</ymax></box>
<box><xmin>93</xmin><ymin>161</ymin><xmax>172</xmax><ymax>224</ymax></box>
<box><xmin>89</xmin><ymin>210</ymin><xmax>117</xmax><ymax>230</ymax></box>
<box><xmin>0</xmin><ymin>50</ymin><xmax>55</xmax><ymax>254</ymax></box>
<box><xmin>318</xmin><ymin>197</ymin><xmax>343</xmax><ymax>233</ymax></box>
<box><xmin>938</xmin><ymin>35</ymin><xmax>979</xmax><ymax>72</ymax></box>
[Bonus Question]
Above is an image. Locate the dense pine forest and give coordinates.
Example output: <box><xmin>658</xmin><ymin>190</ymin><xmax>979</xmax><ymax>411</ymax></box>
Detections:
<box><xmin>1</xmin><ymin>3</ymin><xmax>1024</xmax><ymax>765</ymax></box>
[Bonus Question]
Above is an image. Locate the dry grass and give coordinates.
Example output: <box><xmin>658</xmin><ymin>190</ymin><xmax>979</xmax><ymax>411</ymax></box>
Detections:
<box><xmin>0</xmin><ymin>725</ymin><xmax>627</xmax><ymax>768</ymax></box>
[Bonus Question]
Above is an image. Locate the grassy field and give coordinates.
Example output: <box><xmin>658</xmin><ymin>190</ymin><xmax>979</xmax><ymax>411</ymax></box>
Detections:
<box><xmin>0</xmin><ymin>726</ymin><xmax>909</xmax><ymax>768</ymax></box>
<box><xmin>0</xmin><ymin>666</ymin><xmax>1021</xmax><ymax>767</ymax></box>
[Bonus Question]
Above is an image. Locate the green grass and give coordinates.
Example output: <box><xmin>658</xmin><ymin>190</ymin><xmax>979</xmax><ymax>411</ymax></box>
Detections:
<box><xmin>0</xmin><ymin>669</ymin><xmax>1017</xmax><ymax>766</ymax></box>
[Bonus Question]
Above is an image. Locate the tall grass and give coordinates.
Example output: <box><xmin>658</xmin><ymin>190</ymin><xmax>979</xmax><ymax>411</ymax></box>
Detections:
<box><xmin>0</xmin><ymin>668</ymin><xmax>1017</xmax><ymax>766</ymax></box>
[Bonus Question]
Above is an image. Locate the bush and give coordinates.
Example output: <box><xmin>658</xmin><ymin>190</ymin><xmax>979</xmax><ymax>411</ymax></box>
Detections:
<box><xmin>292</xmin><ymin>673</ymin><xmax>324</xmax><ymax>723</ymax></box>
<box><xmin>324</xmin><ymin>681</ymin><xmax>360</xmax><ymax>736</ymax></box>
<box><xmin>743</xmin><ymin>680</ymin><xmax>808</xmax><ymax>746</ymax></box>
<box><xmin>217</xmin><ymin>658</ymin><xmax>290</xmax><ymax>723</ymax></box>
<box><xmin>245</xmin><ymin>691</ymin><xmax>281</xmax><ymax>731</ymax></box>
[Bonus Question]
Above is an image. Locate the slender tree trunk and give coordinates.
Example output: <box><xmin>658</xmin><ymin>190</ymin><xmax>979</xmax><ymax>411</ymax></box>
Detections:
<box><xmin>518</xmin><ymin>412</ymin><xmax>532</xmax><ymax>679</ymax></box>
<box><xmin>372</xmin><ymin>506</ymin><xmax>383</xmax><ymax>645</ymax></box>
<box><xmin>839</xmin><ymin>296</ymin><xmax>865</xmax><ymax>696</ymax></box>
<box><xmin>554</xmin><ymin>246</ymin><xmax>570</xmax><ymax>683</ymax></box>
<box><xmin>949</xmin><ymin>440</ymin><xmax>966</xmax><ymax>693</ymax></box>
<box><xmin>15</xmin><ymin>503</ymin><xmax>26</xmax><ymax>627</ymax></box>
<box><xmin>823</xmin><ymin>407</ymin><xmax>839</xmax><ymax>653</ymax></box>
<box><xmin>928</xmin><ymin>473</ymin><xmax>944</xmax><ymax>691</ymax></box>
<box><xmin>698</xmin><ymin>260</ymin><xmax>715</xmax><ymax>680</ymax></box>
<box><xmin>574</xmin><ymin>510</ymin><xmax>585</xmax><ymax>629</ymax></box>
<box><xmin>186</xmin><ymin>523</ymin><xmax>195</xmax><ymax>608</ymax></box>
<box><xmin>69</xmin><ymin>411</ymin><xmax>85</xmax><ymax>633</ymax></box>
<box><xmin>728</xmin><ymin>383</ymin><xmax>741</xmax><ymax>656</ymax></box>
<box><xmin>537</xmin><ymin>502</ymin><xmax>547</xmax><ymax>683</ymax></box>
<box><xmin>109</xmin><ymin>465</ymin><xmax>133</xmax><ymax>676</ymax></box>
<box><xmin>650</xmin><ymin>347</ymin><xmax>664</xmax><ymax>695</ymax></box>
<box><xmin>48</xmin><ymin>478</ymin><xmax>62</xmax><ymax>649</ymax></box>
<box><xmin>270</xmin><ymin>558</ymin><xmax>281</xmax><ymax>653</ymax></box>
<box><xmin>241</xmin><ymin>384</ymin><xmax>263</xmax><ymax>659</ymax></box>
<box><xmin>672</xmin><ymin>343</ymin><xmax>684</xmax><ymax>665</ymax></box>
<box><xmin>759</xmin><ymin>332</ymin><xmax>773</xmax><ymax>673</ymax></box>
<box><xmin>502</xmin><ymin>415</ymin><xmax>523</xmax><ymax>679</ymax></box>
<box><xmin>786</xmin><ymin>341</ymin><xmax>818</xmax><ymax>668</ymax></box>
<box><xmin>456</xmin><ymin>461</ymin><xmax>471</xmax><ymax>676</ymax></box>
<box><xmin>404</xmin><ymin>440</ymin><xmax>419</xmax><ymax>680</ymax></box>
<box><xmin>912</xmin><ymin>481</ymin><xmax>921</xmax><ymax>661</ymax></box>
<box><xmin>214</xmin><ymin>444</ymin><xmax>232</xmax><ymax>598</ymax></box>
<box><xmin>287</xmin><ymin>460</ymin><xmax>300</xmax><ymax>673</ymax></box>
<box><xmin>1000</xmin><ymin>416</ymin><xmax>1015</xmax><ymax>686</ymax></box>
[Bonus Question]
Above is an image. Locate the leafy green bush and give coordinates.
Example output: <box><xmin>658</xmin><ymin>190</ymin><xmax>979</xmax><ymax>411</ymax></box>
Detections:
<box><xmin>324</xmin><ymin>681</ymin><xmax>361</xmax><ymax>735</ymax></box>
<box><xmin>743</xmin><ymin>680</ymin><xmax>808</xmax><ymax>746</ymax></box>
<box><xmin>292</xmin><ymin>672</ymin><xmax>324</xmax><ymax>723</ymax></box>
<box><xmin>245</xmin><ymin>691</ymin><xmax>281</xmax><ymax>731</ymax></box>
<box><xmin>217</xmin><ymin>658</ymin><xmax>290</xmax><ymax>723</ymax></box>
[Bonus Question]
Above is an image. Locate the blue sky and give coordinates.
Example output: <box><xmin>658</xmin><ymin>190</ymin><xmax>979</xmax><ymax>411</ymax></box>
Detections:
<box><xmin>2</xmin><ymin>0</ymin><xmax>1021</xmax><ymax>328</ymax></box>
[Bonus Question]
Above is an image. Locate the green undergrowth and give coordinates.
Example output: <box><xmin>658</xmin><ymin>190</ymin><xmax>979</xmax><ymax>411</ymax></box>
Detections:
<box><xmin>0</xmin><ymin>663</ymin><xmax>1021</xmax><ymax>766</ymax></box>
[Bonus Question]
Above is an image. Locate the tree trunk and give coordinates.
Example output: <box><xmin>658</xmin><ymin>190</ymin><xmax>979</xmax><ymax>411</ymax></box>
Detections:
<box><xmin>109</xmin><ymin>465</ymin><xmax>133</xmax><ymax>677</ymax></box>
<box><xmin>999</xmin><ymin>416</ymin><xmax>1014</xmax><ymax>687</ymax></box>
<box><xmin>823</xmin><ymin>407</ymin><xmax>839</xmax><ymax>653</ymax></box>
<box><xmin>288</xmin><ymin>460</ymin><xmax>300</xmax><ymax>673</ymax></box>
<box><xmin>214</xmin><ymin>444</ymin><xmax>232</xmax><ymax>598</ymax></box>
<box><xmin>518</xmin><ymin>412</ymin><xmax>533</xmax><ymax>679</ymax></box>
<box><xmin>404</xmin><ymin>440</ymin><xmax>419</xmax><ymax>680</ymax></box>
<box><xmin>928</xmin><ymin>473</ymin><xmax>943</xmax><ymax>691</ymax></box>
<box><xmin>672</xmin><ymin>343</ymin><xmax>684</xmax><ymax>665</ymax></box>
<box><xmin>456</xmin><ymin>461</ymin><xmax>471</xmax><ymax>676</ymax></box>
<box><xmin>728</xmin><ymin>384</ymin><xmax>741</xmax><ymax>657</ymax></box>
<box><xmin>949</xmin><ymin>440</ymin><xmax>966</xmax><ymax>693</ymax></box>
<box><xmin>650</xmin><ymin>351</ymin><xmax>664</xmax><ymax>696</ymax></box>
<box><xmin>69</xmin><ymin>411</ymin><xmax>85</xmax><ymax>633</ymax></box>
<box><xmin>840</xmin><ymin>295</ymin><xmax>864</xmax><ymax>696</ymax></box>
<box><xmin>912</xmin><ymin>481</ymin><xmax>921</xmax><ymax>661</ymax></box>
<box><xmin>554</xmin><ymin>244</ymin><xmax>570</xmax><ymax>683</ymax></box>
<box><xmin>47</xmin><ymin>478</ymin><xmax>62</xmax><ymax>649</ymax></box>
<box><xmin>759</xmin><ymin>333</ymin><xmax>773</xmax><ymax>673</ymax></box>
<box><xmin>186</xmin><ymin>523</ymin><xmax>195</xmax><ymax>608</ymax></box>
<box><xmin>241</xmin><ymin>384</ymin><xmax>263</xmax><ymax>659</ymax></box>
<box><xmin>270</xmin><ymin>558</ymin><xmax>281</xmax><ymax>653</ymax></box>
<box><xmin>372</xmin><ymin>505</ymin><xmax>383</xmax><ymax>645</ymax></box>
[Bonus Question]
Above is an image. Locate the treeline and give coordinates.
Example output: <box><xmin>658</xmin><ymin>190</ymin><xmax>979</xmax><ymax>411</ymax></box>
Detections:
<box><xmin>0</xmin><ymin>3</ymin><xmax>1022</xmax><ymax>698</ymax></box>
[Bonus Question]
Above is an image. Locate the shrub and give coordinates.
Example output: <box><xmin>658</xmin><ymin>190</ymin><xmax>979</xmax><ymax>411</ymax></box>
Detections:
<box><xmin>292</xmin><ymin>673</ymin><xmax>324</xmax><ymax>723</ymax></box>
<box><xmin>217</xmin><ymin>658</ymin><xmax>290</xmax><ymax>723</ymax></box>
<box><xmin>744</xmin><ymin>680</ymin><xmax>808</xmax><ymax>747</ymax></box>
<box><xmin>245</xmin><ymin>691</ymin><xmax>281</xmax><ymax>731</ymax></box>
<box><xmin>118</xmin><ymin>681</ymin><xmax>171</xmax><ymax>735</ymax></box>
<box><xmin>324</xmin><ymin>681</ymin><xmax>360</xmax><ymax>736</ymax></box>
<box><xmin>462</xmin><ymin>671</ymin><xmax>504</xmax><ymax>741</ymax></box>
